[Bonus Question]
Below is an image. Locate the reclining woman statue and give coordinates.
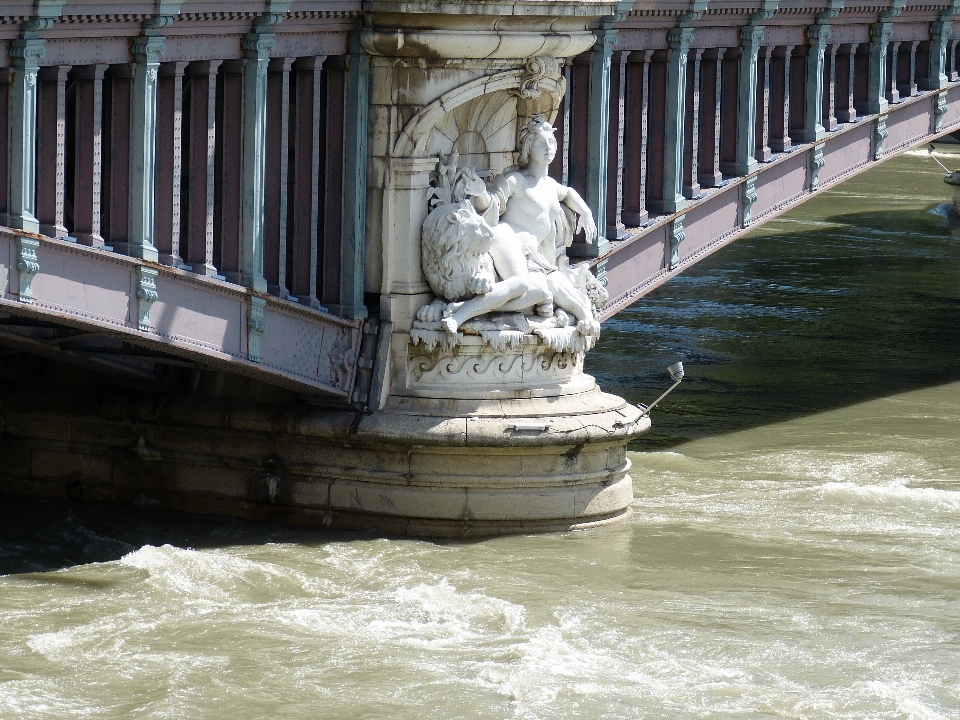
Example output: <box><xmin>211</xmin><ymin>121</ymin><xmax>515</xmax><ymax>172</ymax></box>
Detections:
<box><xmin>419</xmin><ymin>115</ymin><xmax>602</xmax><ymax>337</ymax></box>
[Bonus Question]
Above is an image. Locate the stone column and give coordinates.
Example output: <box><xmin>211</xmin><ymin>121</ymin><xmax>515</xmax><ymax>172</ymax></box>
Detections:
<box><xmin>585</xmin><ymin>20</ymin><xmax>616</xmax><ymax>251</ymax></box>
<box><xmin>607</xmin><ymin>50</ymin><xmax>628</xmax><ymax>238</ymax></box>
<box><xmin>215</xmin><ymin>61</ymin><xmax>244</xmax><ymax>282</ymax></box>
<box><xmin>36</xmin><ymin>64</ymin><xmax>71</xmax><ymax>239</ymax></box>
<box><xmin>736</xmin><ymin>24</ymin><xmax>764</xmax><ymax>175</ymax></box>
<box><xmin>699</xmin><ymin>47</ymin><xmax>725</xmax><ymax>187</ymax></box>
<box><xmin>755</xmin><ymin>45</ymin><xmax>773</xmax><ymax>162</ymax></box>
<box><xmin>73</xmin><ymin>64</ymin><xmax>108</xmax><ymax>248</ymax></box>
<box><xmin>8</xmin><ymin>36</ymin><xmax>46</xmax><ymax>234</ymax></box>
<box><xmin>771</xmin><ymin>45</ymin><xmax>793</xmax><ymax>152</ymax></box>
<box><xmin>239</xmin><ymin>30</ymin><xmax>274</xmax><ymax>293</ymax></box>
<box><xmin>823</xmin><ymin>43</ymin><xmax>838</xmax><ymax>131</ymax></box>
<box><xmin>264</xmin><ymin>57</ymin><xmax>293</xmax><ymax>298</ymax></box>
<box><xmin>155</xmin><ymin>61</ymin><xmax>188</xmax><ymax>267</ymax></box>
<box><xmin>683</xmin><ymin>48</ymin><xmax>703</xmax><ymax>199</ymax></box>
<box><xmin>125</xmin><ymin>34</ymin><xmax>166</xmax><ymax>261</ymax></box>
<box><xmin>804</xmin><ymin>24</ymin><xmax>830</xmax><ymax>143</ymax></box>
<box><xmin>900</xmin><ymin>40</ymin><xmax>918</xmax><ymax>97</ymax></box>
<box><xmin>837</xmin><ymin>44</ymin><xmax>858</xmax><ymax>123</ymax></box>
<box><xmin>183</xmin><ymin>60</ymin><xmax>221</xmax><ymax>277</ymax></box>
<box><xmin>661</xmin><ymin>26</ymin><xmax>694</xmax><ymax>214</ymax></box>
<box><xmin>621</xmin><ymin>50</ymin><xmax>651</xmax><ymax>226</ymax></box>
<box><xmin>887</xmin><ymin>41</ymin><xmax>901</xmax><ymax>104</ymax></box>
<box><xmin>289</xmin><ymin>55</ymin><xmax>325</xmax><ymax>308</ymax></box>
<box><xmin>949</xmin><ymin>38</ymin><xmax>960</xmax><ymax>82</ymax></box>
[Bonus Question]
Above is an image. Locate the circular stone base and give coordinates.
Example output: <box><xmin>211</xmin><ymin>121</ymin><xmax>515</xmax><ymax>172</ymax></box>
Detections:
<box><xmin>314</xmin><ymin>384</ymin><xmax>649</xmax><ymax>536</ymax></box>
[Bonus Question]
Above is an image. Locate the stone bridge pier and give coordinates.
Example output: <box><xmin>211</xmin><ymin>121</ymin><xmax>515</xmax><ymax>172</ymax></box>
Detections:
<box><xmin>2</xmin><ymin>0</ymin><xmax>960</xmax><ymax>535</ymax></box>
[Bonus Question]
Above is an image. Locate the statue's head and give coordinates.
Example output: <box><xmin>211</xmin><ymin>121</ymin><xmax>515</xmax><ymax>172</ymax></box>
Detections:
<box><xmin>518</xmin><ymin>114</ymin><xmax>558</xmax><ymax>167</ymax></box>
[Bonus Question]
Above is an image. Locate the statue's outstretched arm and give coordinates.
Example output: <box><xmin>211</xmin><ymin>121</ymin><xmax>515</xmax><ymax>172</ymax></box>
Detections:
<box><xmin>558</xmin><ymin>185</ymin><xmax>597</xmax><ymax>245</ymax></box>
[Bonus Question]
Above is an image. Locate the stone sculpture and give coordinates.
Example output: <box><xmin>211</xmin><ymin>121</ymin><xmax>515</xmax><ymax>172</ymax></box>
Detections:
<box><xmin>413</xmin><ymin>115</ymin><xmax>608</xmax><ymax>355</ymax></box>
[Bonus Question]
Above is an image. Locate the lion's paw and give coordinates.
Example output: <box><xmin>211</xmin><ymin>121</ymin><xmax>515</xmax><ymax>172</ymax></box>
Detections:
<box><xmin>470</xmin><ymin>273</ymin><xmax>495</xmax><ymax>295</ymax></box>
<box><xmin>416</xmin><ymin>299</ymin><xmax>446</xmax><ymax>323</ymax></box>
<box><xmin>577</xmin><ymin>318</ymin><xmax>601</xmax><ymax>337</ymax></box>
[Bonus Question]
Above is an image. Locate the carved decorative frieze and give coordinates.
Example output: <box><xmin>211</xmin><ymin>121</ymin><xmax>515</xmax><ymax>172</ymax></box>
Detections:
<box><xmin>246</xmin><ymin>295</ymin><xmax>266</xmax><ymax>362</ymax></box>
<box><xmin>135</xmin><ymin>266</ymin><xmax>158</xmax><ymax>331</ymax></box>
<box><xmin>873</xmin><ymin>115</ymin><xmax>889</xmax><ymax>160</ymax></box>
<box><xmin>810</xmin><ymin>144</ymin><xmax>826</xmax><ymax>191</ymax></box>
<box><xmin>16</xmin><ymin>237</ymin><xmax>40</xmax><ymax>304</ymax></box>
<box><xmin>669</xmin><ymin>215</ymin><xmax>685</xmax><ymax>269</ymax></box>
<box><xmin>742</xmin><ymin>177</ymin><xmax>758</xmax><ymax>227</ymax></box>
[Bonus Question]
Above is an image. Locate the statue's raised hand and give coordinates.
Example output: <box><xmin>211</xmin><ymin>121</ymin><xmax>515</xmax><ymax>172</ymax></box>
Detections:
<box><xmin>577</xmin><ymin>210</ymin><xmax>598</xmax><ymax>245</ymax></box>
<box><xmin>460</xmin><ymin>169</ymin><xmax>487</xmax><ymax>198</ymax></box>
<box><xmin>470</xmin><ymin>271</ymin><xmax>495</xmax><ymax>296</ymax></box>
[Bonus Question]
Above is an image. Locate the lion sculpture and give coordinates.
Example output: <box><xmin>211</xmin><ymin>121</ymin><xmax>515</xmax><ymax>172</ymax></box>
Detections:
<box><xmin>420</xmin><ymin>200</ymin><xmax>496</xmax><ymax>303</ymax></box>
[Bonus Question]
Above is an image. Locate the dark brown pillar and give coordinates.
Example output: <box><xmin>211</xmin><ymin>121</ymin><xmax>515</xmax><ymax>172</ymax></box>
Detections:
<box><xmin>606</xmin><ymin>50</ymin><xmax>629</xmax><ymax>238</ymax></box>
<box><xmin>37</xmin><ymin>65</ymin><xmax>71</xmax><ymax>239</ymax></box>
<box><xmin>719</xmin><ymin>48</ymin><xmax>740</xmax><ymax>177</ymax></box>
<box><xmin>321</xmin><ymin>57</ymin><xmax>346</xmax><ymax>309</ymax></box>
<box><xmin>683</xmin><ymin>48</ymin><xmax>703</xmax><ymax>199</ymax></box>
<box><xmin>183</xmin><ymin>60</ymin><xmax>222</xmax><ymax>277</ymax></box>
<box><xmin>823</xmin><ymin>44</ymin><xmax>838</xmax><ymax>132</ymax></box>
<box><xmin>770</xmin><ymin>46</ymin><xmax>793</xmax><ymax>152</ymax></box>
<box><xmin>699</xmin><ymin>48</ymin><xmax>725</xmax><ymax>187</ymax></box>
<box><xmin>72</xmin><ymin>64</ymin><xmax>108</xmax><ymax>248</ymax></box>
<box><xmin>102</xmin><ymin>64</ymin><xmax>133</xmax><ymax>248</ymax></box>
<box><xmin>836</xmin><ymin>44</ymin><xmax>858</xmax><ymax>123</ymax></box>
<box><xmin>288</xmin><ymin>56</ymin><xmax>325</xmax><ymax>308</ymax></box>
<box><xmin>265</xmin><ymin>57</ymin><xmax>293</xmax><ymax>298</ymax></box>
<box><xmin>155</xmin><ymin>61</ymin><xmax>188</xmax><ymax>268</ymax></box>
<box><xmin>0</xmin><ymin>69</ymin><xmax>11</xmax><ymax>226</ymax></box>
<box><xmin>887</xmin><ymin>41</ymin><xmax>901</xmax><ymax>104</ymax></box>
<box><xmin>755</xmin><ymin>45</ymin><xmax>773</xmax><ymax>162</ymax></box>
<box><xmin>214</xmin><ymin>60</ymin><xmax>244</xmax><ymax>284</ymax></box>
<box><xmin>621</xmin><ymin>50</ymin><xmax>651</xmax><ymax>227</ymax></box>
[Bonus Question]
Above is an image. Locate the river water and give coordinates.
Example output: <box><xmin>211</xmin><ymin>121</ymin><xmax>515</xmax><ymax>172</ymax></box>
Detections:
<box><xmin>2</xmin><ymin>149</ymin><xmax>960</xmax><ymax>719</ymax></box>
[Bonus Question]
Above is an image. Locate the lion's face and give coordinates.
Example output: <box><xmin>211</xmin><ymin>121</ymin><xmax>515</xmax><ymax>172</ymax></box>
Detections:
<box><xmin>461</xmin><ymin>214</ymin><xmax>494</xmax><ymax>256</ymax></box>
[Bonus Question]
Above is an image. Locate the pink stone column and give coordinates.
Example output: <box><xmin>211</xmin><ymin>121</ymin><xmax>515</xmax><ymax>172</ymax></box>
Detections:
<box><xmin>36</xmin><ymin>65</ymin><xmax>72</xmax><ymax>239</ymax></box>
<box><xmin>72</xmin><ymin>64</ymin><xmax>108</xmax><ymax>248</ymax></box>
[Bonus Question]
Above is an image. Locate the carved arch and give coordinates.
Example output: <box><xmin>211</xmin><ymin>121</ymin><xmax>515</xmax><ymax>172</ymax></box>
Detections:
<box><xmin>393</xmin><ymin>57</ymin><xmax>566</xmax><ymax>159</ymax></box>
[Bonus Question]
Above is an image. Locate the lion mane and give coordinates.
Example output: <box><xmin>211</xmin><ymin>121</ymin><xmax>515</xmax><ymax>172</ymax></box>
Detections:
<box><xmin>421</xmin><ymin>201</ymin><xmax>495</xmax><ymax>302</ymax></box>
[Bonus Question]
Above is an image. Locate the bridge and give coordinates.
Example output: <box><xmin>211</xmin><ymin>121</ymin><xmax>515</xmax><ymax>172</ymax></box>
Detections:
<box><xmin>0</xmin><ymin>0</ymin><xmax>956</xmax><ymax>535</ymax></box>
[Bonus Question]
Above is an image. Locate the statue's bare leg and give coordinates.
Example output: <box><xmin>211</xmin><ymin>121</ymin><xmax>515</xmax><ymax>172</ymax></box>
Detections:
<box><xmin>442</xmin><ymin>275</ymin><xmax>547</xmax><ymax>333</ymax></box>
<box><xmin>547</xmin><ymin>271</ymin><xmax>600</xmax><ymax>335</ymax></box>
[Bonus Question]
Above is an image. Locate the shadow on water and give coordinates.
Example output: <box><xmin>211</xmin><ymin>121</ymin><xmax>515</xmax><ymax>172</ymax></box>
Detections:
<box><xmin>0</xmin><ymin>495</ymin><xmax>382</xmax><ymax>577</ymax></box>
<box><xmin>588</xmin><ymin>205</ymin><xmax>960</xmax><ymax>449</ymax></box>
